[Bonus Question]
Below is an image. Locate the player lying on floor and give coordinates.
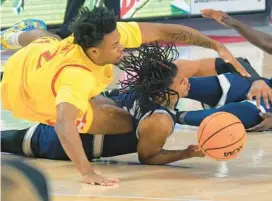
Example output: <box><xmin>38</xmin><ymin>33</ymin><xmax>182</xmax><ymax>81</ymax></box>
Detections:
<box><xmin>176</xmin><ymin>58</ymin><xmax>272</xmax><ymax>130</ymax></box>
<box><xmin>2</xmin><ymin>43</ymin><xmax>271</xmax><ymax>165</ymax></box>
<box><xmin>200</xmin><ymin>8</ymin><xmax>272</xmax><ymax>131</ymax></box>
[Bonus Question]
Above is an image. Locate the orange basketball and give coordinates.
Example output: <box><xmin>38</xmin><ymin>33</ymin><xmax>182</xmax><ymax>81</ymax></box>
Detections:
<box><xmin>198</xmin><ymin>112</ymin><xmax>246</xmax><ymax>160</ymax></box>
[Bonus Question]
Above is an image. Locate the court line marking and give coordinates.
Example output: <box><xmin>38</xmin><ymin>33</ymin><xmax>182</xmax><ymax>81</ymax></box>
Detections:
<box><xmin>51</xmin><ymin>193</ymin><xmax>212</xmax><ymax>201</ymax></box>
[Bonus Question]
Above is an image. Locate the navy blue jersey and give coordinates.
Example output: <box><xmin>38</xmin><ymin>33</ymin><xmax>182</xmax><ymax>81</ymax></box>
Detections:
<box><xmin>28</xmin><ymin>90</ymin><xmax>177</xmax><ymax>160</ymax></box>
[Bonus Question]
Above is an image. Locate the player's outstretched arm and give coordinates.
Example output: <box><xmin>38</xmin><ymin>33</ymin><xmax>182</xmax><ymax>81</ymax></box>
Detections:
<box><xmin>137</xmin><ymin>22</ymin><xmax>250</xmax><ymax>77</ymax></box>
<box><xmin>55</xmin><ymin>103</ymin><xmax>118</xmax><ymax>186</ymax></box>
<box><xmin>201</xmin><ymin>9</ymin><xmax>272</xmax><ymax>54</ymax></box>
<box><xmin>137</xmin><ymin>113</ymin><xmax>203</xmax><ymax>165</ymax></box>
<box><xmin>54</xmin><ymin>69</ymin><xmax>118</xmax><ymax>186</ymax></box>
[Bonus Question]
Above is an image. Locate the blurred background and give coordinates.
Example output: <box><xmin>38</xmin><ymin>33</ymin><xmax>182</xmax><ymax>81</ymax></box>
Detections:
<box><xmin>1</xmin><ymin>0</ymin><xmax>270</xmax><ymax>29</ymax></box>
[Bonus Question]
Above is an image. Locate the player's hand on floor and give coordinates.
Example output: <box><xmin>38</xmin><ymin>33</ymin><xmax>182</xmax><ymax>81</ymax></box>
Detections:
<box><xmin>247</xmin><ymin>80</ymin><xmax>272</xmax><ymax>109</ymax></box>
<box><xmin>247</xmin><ymin>113</ymin><xmax>272</xmax><ymax>132</ymax></box>
<box><xmin>200</xmin><ymin>9</ymin><xmax>238</xmax><ymax>28</ymax></box>
<box><xmin>186</xmin><ymin>145</ymin><xmax>205</xmax><ymax>158</ymax></box>
<box><xmin>216</xmin><ymin>44</ymin><xmax>251</xmax><ymax>77</ymax></box>
<box><xmin>82</xmin><ymin>172</ymin><xmax>119</xmax><ymax>186</ymax></box>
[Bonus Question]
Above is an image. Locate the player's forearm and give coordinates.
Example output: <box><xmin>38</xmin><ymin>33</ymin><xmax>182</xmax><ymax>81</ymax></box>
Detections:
<box><xmin>156</xmin><ymin>24</ymin><xmax>220</xmax><ymax>50</ymax></box>
<box><xmin>139</xmin><ymin>149</ymin><xmax>191</xmax><ymax>165</ymax></box>
<box><xmin>230</xmin><ymin>20</ymin><xmax>272</xmax><ymax>54</ymax></box>
<box><xmin>55</xmin><ymin>122</ymin><xmax>93</xmax><ymax>175</ymax></box>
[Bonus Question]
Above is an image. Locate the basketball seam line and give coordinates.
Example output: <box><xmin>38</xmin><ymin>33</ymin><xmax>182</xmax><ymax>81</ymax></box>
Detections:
<box><xmin>203</xmin><ymin>136</ymin><xmax>246</xmax><ymax>160</ymax></box>
<box><xmin>204</xmin><ymin>132</ymin><xmax>246</xmax><ymax>151</ymax></box>
<box><xmin>200</xmin><ymin>121</ymin><xmax>242</xmax><ymax>148</ymax></box>
<box><xmin>198</xmin><ymin>112</ymin><xmax>227</xmax><ymax>143</ymax></box>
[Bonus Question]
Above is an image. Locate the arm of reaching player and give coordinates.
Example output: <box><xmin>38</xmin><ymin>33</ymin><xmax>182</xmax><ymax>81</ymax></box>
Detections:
<box><xmin>174</xmin><ymin>57</ymin><xmax>261</xmax><ymax>78</ymax></box>
<box><xmin>55</xmin><ymin>68</ymin><xmax>118</xmax><ymax>186</ymax></box>
<box><xmin>116</xmin><ymin>21</ymin><xmax>250</xmax><ymax>77</ymax></box>
<box><xmin>137</xmin><ymin>22</ymin><xmax>250</xmax><ymax>77</ymax></box>
<box><xmin>137</xmin><ymin>113</ymin><xmax>204</xmax><ymax>165</ymax></box>
<box><xmin>201</xmin><ymin>9</ymin><xmax>272</xmax><ymax>54</ymax></box>
<box><xmin>174</xmin><ymin>57</ymin><xmax>272</xmax><ymax>109</ymax></box>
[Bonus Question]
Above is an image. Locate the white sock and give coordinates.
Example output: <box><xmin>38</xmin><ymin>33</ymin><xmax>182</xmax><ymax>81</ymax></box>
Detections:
<box><xmin>5</xmin><ymin>31</ymin><xmax>23</xmax><ymax>48</ymax></box>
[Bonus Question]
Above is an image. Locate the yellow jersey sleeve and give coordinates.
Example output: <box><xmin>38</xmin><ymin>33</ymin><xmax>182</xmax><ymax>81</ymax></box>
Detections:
<box><xmin>55</xmin><ymin>68</ymin><xmax>95</xmax><ymax>115</ymax></box>
<box><xmin>117</xmin><ymin>22</ymin><xmax>142</xmax><ymax>48</ymax></box>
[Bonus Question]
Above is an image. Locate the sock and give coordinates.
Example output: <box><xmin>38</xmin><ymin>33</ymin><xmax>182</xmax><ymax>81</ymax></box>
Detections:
<box><xmin>1</xmin><ymin>128</ymin><xmax>28</xmax><ymax>154</ymax></box>
<box><xmin>176</xmin><ymin>111</ymin><xmax>188</xmax><ymax>124</ymax></box>
<box><xmin>4</xmin><ymin>31</ymin><xmax>23</xmax><ymax>49</ymax></box>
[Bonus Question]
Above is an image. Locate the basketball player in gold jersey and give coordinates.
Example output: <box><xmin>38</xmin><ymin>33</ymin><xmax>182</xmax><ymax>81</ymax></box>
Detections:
<box><xmin>1</xmin><ymin>7</ymin><xmax>250</xmax><ymax>186</ymax></box>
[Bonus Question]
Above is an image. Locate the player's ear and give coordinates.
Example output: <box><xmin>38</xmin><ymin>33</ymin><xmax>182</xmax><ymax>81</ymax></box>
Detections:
<box><xmin>89</xmin><ymin>47</ymin><xmax>100</xmax><ymax>56</ymax></box>
<box><xmin>86</xmin><ymin>47</ymin><xmax>101</xmax><ymax>59</ymax></box>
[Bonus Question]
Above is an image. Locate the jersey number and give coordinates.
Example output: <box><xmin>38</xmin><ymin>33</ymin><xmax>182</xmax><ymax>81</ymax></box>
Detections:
<box><xmin>36</xmin><ymin>50</ymin><xmax>58</xmax><ymax>69</ymax></box>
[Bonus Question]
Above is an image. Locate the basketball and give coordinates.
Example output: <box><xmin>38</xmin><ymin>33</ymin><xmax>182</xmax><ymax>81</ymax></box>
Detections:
<box><xmin>198</xmin><ymin>112</ymin><xmax>246</xmax><ymax>160</ymax></box>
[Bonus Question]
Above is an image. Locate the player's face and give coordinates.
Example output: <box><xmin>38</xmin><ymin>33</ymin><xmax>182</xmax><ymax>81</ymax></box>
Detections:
<box><xmin>99</xmin><ymin>29</ymin><xmax>124</xmax><ymax>65</ymax></box>
<box><xmin>170</xmin><ymin>66</ymin><xmax>190</xmax><ymax>98</ymax></box>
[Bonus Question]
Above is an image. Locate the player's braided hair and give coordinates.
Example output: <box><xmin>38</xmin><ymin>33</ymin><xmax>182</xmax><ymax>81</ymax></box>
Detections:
<box><xmin>118</xmin><ymin>42</ymin><xmax>180</xmax><ymax>113</ymax></box>
<box><xmin>70</xmin><ymin>7</ymin><xmax>116</xmax><ymax>50</ymax></box>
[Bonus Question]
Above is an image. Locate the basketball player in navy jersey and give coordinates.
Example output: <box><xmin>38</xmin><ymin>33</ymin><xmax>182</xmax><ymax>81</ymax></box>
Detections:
<box><xmin>176</xmin><ymin>58</ymin><xmax>272</xmax><ymax>130</ymax></box>
<box><xmin>201</xmin><ymin>9</ymin><xmax>272</xmax><ymax>131</ymax></box>
<box><xmin>2</xmin><ymin>42</ymin><xmax>271</xmax><ymax>165</ymax></box>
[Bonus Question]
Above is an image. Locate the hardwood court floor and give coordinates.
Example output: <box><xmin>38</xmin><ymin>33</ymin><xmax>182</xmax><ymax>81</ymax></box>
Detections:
<box><xmin>1</xmin><ymin>42</ymin><xmax>272</xmax><ymax>201</ymax></box>
<box><xmin>2</xmin><ymin>130</ymin><xmax>272</xmax><ymax>201</ymax></box>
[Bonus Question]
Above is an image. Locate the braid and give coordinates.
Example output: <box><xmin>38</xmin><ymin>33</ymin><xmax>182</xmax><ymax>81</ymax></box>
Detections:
<box><xmin>118</xmin><ymin>42</ymin><xmax>179</xmax><ymax>113</ymax></box>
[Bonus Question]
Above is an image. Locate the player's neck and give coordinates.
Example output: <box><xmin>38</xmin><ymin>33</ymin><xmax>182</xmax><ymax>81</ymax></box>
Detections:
<box><xmin>89</xmin><ymin>56</ymin><xmax>106</xmax><ymax>66</ymax></box>
<box><xmin>162</xmin><ymin>97</ymin><xmax>178</xmax><ymax>110</ymax></box>
<box><xmin>85</xmin><ymin>51</ymin><xmax>107</xmax><ymax>66</ymax></box>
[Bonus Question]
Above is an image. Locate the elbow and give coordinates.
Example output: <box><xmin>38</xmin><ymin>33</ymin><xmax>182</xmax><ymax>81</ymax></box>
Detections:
<box><xmin>138</xmin><ymin>155</ymin><xmax>159</xmax><ymax>165</ymax></box>
<box><xmin>138</xmin><ymin>154</ymin><xmax>150</xmax><ymax>165</ymax></box>
<box><xmin>138</xmin><ymin>156</ymin><xmax>151</xmax><ymax>165</ymax></box>
<box><xmin>138</xmin><ymin>157</ymin><xmax>166</xmax><ymax>165</ymax></box>
<box><xmin>149</xmin><ymin>24</ymin><xmax>168</xmax><ymax>41</ymax></box>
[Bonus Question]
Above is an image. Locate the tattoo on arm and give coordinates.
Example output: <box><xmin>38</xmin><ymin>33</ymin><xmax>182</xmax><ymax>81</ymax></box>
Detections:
<box><xmin>167</xmin><ymin>33</ymin><xmax>213</xmax><ymax>49</ymax></box>
<box><xmin>157</xmin><ymin>149</ymin><xmax>189</xmax><ymax>159</ymax></box>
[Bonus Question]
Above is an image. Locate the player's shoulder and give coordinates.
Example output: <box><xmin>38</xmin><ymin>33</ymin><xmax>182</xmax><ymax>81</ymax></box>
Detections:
<box><xmin>117</xmin><ymin>21</ymin><xmax>139</xmax><ymax>27</ymax></box>
<box><xmin>141</xmin><ymin>111</ymin><xmax>173</xmax><ymax>133</ymax></box>
<box><xmin>116</xmin><ymin>21</ymin><xmax>140</xmax><ymax>33</ymax></box>
<box><xmin>60</xmin><ymin>66</ymin><xmax>94</xmax><ymax>80</ymax></box>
